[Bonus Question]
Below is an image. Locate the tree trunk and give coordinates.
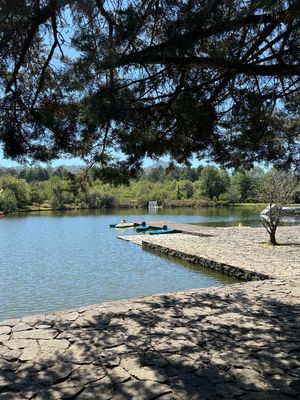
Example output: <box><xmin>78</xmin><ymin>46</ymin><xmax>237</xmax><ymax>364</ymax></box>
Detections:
<box><xmin>269</xmin><ymin>227</ymin><xmax>277</xmax><ymax>246</ymax></box>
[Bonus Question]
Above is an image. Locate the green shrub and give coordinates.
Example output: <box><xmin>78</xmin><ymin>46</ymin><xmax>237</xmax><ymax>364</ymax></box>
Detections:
<box><xmin>0</xmin><ymin>188</ymin><xmax>18</xmax><ymax>212</ymax></box>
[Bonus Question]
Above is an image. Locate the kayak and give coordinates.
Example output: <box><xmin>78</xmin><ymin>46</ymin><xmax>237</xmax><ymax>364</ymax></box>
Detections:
<box><xmin>136</xmin><ymin>222</ymin><xmax>150</xmax><ymax>232</ymax></box>
<box><xmin>115</xmin><ymin>222</ymin><xmax>135</xmax><ymax>228</ymax></box>
<box><xmin>136</xmin><ymin>225</ymin><xmax>150</xmax><ymax>232</ymax></box>
<box><xmin>149</xmin><ymin>228</ymin><xmax>177</xmax><ymax>235</ymax></box>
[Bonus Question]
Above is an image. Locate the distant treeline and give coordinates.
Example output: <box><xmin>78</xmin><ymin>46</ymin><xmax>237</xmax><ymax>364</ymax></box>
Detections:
<box><xmin>0</xmin><ymin>165</ymin><xmax>299</xmax><ymax>213</ymax></box>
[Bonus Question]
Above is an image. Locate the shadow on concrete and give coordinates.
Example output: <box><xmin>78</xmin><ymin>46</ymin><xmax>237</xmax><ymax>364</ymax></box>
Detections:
<box><xmin>0</xmin><ymin>285</ymin><xmax>300</xmax><ymax>399</ymax></box>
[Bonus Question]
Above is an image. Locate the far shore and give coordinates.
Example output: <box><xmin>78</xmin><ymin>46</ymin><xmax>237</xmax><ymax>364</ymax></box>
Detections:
<box><xmin>3</xmin><ymin>202</ymin><xmax>300</xmax><ymax>216</ymax></box>
<box><xmin>2</xmin><ymin>202</ymin><xmax>270</xmax><ymax>215</ymax></box>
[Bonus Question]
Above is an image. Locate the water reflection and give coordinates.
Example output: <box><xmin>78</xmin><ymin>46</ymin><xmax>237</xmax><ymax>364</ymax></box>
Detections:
<box><xmin>6</xmin><ymin>205</ymin><xmax>262</xmax><ymax>227</ymax></box>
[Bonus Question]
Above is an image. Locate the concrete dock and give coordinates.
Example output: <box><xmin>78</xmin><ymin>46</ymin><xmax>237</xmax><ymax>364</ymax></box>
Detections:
<box><xmin>134</xmin><ymin>220</ymin><xmax>214</xmax><ymax>235</ymax></box>
<box><xmin>120</xmin><ymin>224</ymin><xmax>300</xmax><ymax>280</ymax></box>
<box><xmin>0</xmin><ymin>224</ymin><xmax>299</xmax><ymax>399</ymax></box>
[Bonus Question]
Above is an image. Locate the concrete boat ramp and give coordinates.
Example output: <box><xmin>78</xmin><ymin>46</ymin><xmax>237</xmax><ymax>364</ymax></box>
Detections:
<box><xmin>1</xmin><ymin>223</ymin><xmax>300</xmax><ymax>399</ymax></box>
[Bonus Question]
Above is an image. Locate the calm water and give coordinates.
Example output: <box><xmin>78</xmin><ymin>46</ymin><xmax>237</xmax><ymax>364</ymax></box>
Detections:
<box><xmin>0</xmin><ymin>207</ymin><xmax>259</xmax><ymax>321</ymax></box>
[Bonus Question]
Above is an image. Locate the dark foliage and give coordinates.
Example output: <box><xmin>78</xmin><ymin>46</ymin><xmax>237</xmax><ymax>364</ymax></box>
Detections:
<box><xmin>0</xmin><ymin>0</ymin><xmax>299</xmax><ymax>182</ymax></box>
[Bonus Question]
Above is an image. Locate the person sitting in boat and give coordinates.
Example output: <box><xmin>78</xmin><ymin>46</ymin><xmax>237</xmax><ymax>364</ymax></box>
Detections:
<box><xmin>121</xmin><ymin>218</ymin><xmax>126</xmax><ymax>223</ymax></box>
<box><xmin>162</xmin><ymin>224</ymin><xmax>168</xmax><ymax>230</ymax></box>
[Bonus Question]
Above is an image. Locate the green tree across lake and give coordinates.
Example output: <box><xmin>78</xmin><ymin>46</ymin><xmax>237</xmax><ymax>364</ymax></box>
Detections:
<box><xmin>0</xmin><ymin>165</ymin><xmax>299</xmax><ymax>212</ymax></box>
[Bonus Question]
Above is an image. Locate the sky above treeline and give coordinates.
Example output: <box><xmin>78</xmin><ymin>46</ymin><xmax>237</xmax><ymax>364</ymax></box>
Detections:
<box><xmin>0</xmin><ymin>148</ymin><xmax>84</xmax><ymax>168</ymax></box>
<box><xmin>0</xmin><ymin>147</ymin><xmax>208</xmax><ymax>169</ymax></box>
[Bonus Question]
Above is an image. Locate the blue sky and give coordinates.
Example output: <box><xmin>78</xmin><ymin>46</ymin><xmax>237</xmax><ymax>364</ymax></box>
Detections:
<box><xmin>0</xmin><ymin>147</ymin><xmax>85</xmax><ymax>168</ymax></box>
<box><xmin>0</xmin><ymin>147</ymin><xmax>207</xmax><ymax>169</ymax></box>
<box><xmin>0</xmin><ymin>147</ymin><xmax>166</xmax><ymax>168</ymax></box>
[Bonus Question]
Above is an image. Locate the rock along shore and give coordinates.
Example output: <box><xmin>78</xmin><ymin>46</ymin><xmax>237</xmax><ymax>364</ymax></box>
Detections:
<box><xmin>0</xmin><ymin>225</ymin><xmax>300</xmax><ymax>399</ymax></box>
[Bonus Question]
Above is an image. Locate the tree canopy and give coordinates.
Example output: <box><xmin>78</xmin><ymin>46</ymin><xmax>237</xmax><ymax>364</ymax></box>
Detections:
<box><xmin>0</xmin><ymin>0</ymin><xmax>299</xmax><ymax>181</ymax></box>
<box><xmin>0</xmin><ymin>164</ymin><xmax>299</xmax><ymax>212</ymax></box>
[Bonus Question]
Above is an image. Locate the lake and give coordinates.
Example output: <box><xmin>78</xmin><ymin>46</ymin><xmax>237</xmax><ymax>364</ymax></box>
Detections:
<box><xmin>0</xmin><ymin>207</ymin><xmax>259</xmax><ymax>321</ymax></box>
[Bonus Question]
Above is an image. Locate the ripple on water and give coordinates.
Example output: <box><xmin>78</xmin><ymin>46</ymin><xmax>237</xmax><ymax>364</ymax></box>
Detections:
<box><xmin>0</xmin><ymin>209</ymin><xmax>254</xmax><ymax>320</ymax></box>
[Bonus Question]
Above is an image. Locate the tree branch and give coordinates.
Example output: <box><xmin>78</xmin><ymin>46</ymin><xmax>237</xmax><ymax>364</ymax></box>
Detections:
<box><xmin>124</xmin><ymin>7</ymin><xmax>300</xmax><ymax>57</ymax></box>
<box><xmin>104</xmin><ymin>53</ymin><xmax>300</xmax><ymax>77</ymax></box>
<box><xmin>248</xmin><ymin>21</ymin><xmax>300</xmax><ymax>62</ymax></box>
<box><xmin>30</xmin><ymin>40</ymin><xmax>57</xmax><ymax>109</ymax></box>
<box><xmin>5</xmin><ymin>0</ymin><xmax>75</xmax><ymax>94</ymax></box>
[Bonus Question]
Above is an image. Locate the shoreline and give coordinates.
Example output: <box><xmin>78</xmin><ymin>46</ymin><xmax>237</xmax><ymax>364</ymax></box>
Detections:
<box><xmin>5</xmin><ymin>202</ymin><xmax>300</xmax><ymax>216</ymax></box>
<box><xmin>1</xmin><ymin>279</ymin><xmax>299</xmax><ymax>398</ymax></box>
<box><xmin>3</xmin><ymin>202</ymin><xmax>262</xmax><ymax>216</ymax></box>
<box><xmin>0</xmin><ymin>224</ymin><xmax>299</xmax><ymax>398</ymax></box>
